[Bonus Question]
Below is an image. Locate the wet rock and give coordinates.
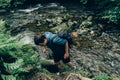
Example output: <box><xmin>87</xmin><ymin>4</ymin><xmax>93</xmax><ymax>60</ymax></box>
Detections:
<box><xmin>16</xmin><ymin>31</ymin><xmax>35</xmax><ymax>45</ymax></box>
<box><xmin>18</xmin><ymin>7</ymin><xmax>39</xmax><ymax>13</ymax></box>
<box><xmin>0</xmin><ymin>9</ymin><xmax>7</xmax><ymax>15</ymax></box>
<box><xmin>46</xmin><ymin>16</ymin><xmax>63</xmax><ymax>26</ymax></box>
<box><xmin>46</xmin><ymin>3</ymin><xmax>59</xmax><ymax>8</ymax></box>
<box><xmin>50</xmin><ymin>23</ymin><xmax>68</xmax><ymax>33</ymax></box>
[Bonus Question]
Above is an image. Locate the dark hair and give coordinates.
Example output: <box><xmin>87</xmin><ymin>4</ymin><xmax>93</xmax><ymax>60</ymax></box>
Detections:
<box><xmin>34</xmin><ymin>34</ymin><xmax>46</xmax><ymax>45</ymax></box>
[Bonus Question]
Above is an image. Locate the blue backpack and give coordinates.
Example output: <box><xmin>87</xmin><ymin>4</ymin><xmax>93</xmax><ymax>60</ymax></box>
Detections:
<box><xmin>57</xmin><ymin>30</ymin><xmax>73</xmax><ymax>48</ymax></box>
<box><xmin>45</xmin><ymin>30</ymin><xmax>73</xmax><ymax>48</ymax></box>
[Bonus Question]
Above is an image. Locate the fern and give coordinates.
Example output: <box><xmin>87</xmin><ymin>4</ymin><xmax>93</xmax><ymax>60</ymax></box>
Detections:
<box><xmin>101</xmin><ymin>6</ymin><xmax>120</xmax><ymax>23</ymax></box>
<box><xmin>0</xmin><ymin>20</ymin><xmax>5</xmax><ymax>33</ymax></box>
<box><xmin>81</xmin><ymin>0</ymin><xmax>120</xmax><ymax>24</ymax></box>
<box><xmin>3</xmin><ymin>59</ymin><xmax>24</xmax><ymax>73</ymax></box>
<box><xmin>95</xmin><ymin>0</ymin><xmax>120</xmax><ymax>24</ymax></box>
<box><xmin>0</xmin><ymin>20</ymin><xmax>40</xmax><ymax>80</ymax></box>
<box><xmin>0</xmin><ymin>0</ymin><xmax>27</xmax><ymax>9</ymax></box>
<box><xmin>1</xmin><ymin>75</ymin><xmax>16</xmax><ymax>80</ymax></box>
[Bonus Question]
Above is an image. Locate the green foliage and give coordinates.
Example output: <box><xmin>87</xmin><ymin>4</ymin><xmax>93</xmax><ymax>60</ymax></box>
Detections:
<box><xmin>0</xmin><ymin>0</ymin><xmax>11</xmax><ymax>8</ymax></box>
<box><xmin>80</xmin><ymin>0</ymin><xmax>120</xmax><ymax>24</ymax></box>
<box><xmin>97</xmin><ymin>0</ymin><xmax>120</xmax><ymax>24</ymax></box>
<box><xmin>93</xmin><ymin>73</ymin><xmax>111</xmax><ymax>80</ymax></box>
<box><xmin>11</xmin><ymin>0</ymin><xmax>26</xmax><ymax>7</ymax></box>
<box><xmin>0</xmin><ymin>20</ymin><xmax>40</xmax><ymax>80</ymax></box>
<box><xmin>100</xmin><ymin>6</ymin><xmax>120</xmax><ymax>24</ymax></box>
<box><xmin>39</xmin><ymin>68</ymin><xmax>51</xmax><ymax>74</ymax></box>
<box><xmin>112</xmin><ymin>78</ymin><xmax>120</xmax><ymax>80</ymax></box>
<box><xmin>1</xmin><ymin>75</ymin><xmax>17</xmax><ymax>80</ymax></box>
<box><xmin>95</xmin><ymin>0</ymin><xmax>120</xmax><ymax>24</ymax></box>
<box><xmin>0</xmin><ymin>19</ymin><xmax>5</xmax><ymax>31</ymax></box>
<box><xmin>0</xmin><ymin>0</ymin><xmax>26</xmax><ymax>8</ymax></box>
<box><xmin>61</xmin><ymin>64</ymin><xmax>72</xmax><ymax>72</ymax></box>
<box><xmin>3</xmin><ymin>59</ymin><xmax>27</xmax><ymax>74</ymax></box>
<box><xmin>80</xmin><ymin>0</ymin><xmax>87</xmax><ymax>4</ymax></box>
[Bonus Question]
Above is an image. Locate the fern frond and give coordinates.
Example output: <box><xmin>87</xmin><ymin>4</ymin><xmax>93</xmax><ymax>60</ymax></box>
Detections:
<box><xmin>3</xmin><ymin>59</ymin><xmax>24</xmax><ymax>74</ymax></box>
<box><xmin>0</xmin><ymin>20</ymin><xmax>5</xmax><ymax>33</ymax></box>
<box><xmin>1</xmin><ymin>75</ymin><xmax>16</xmax><ymax>80</ymax></box>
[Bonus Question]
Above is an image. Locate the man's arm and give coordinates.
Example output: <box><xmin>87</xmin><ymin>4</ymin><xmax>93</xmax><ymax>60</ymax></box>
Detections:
<box><xmin>43</xmin><ymin>46</ymin><xmax>47</xmax><ymax>54</ymax></box>
<box><xmin>64</xmin><ymin>42</ymin><xmax>69</xmax><ymax>59</ymax></box>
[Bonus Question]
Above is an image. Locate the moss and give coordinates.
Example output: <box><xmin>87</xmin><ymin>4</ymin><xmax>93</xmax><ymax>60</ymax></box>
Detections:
<box><xmin>93</xmin><ymin>73</ymin><xmax>111</xmax><ymax>80</ymax></box>
<box><xmin>111</xmin><ymin>78</ymin><xmax>120</xmax><ymax>80</ymax></box>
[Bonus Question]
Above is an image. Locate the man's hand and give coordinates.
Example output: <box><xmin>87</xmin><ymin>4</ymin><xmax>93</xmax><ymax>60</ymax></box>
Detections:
<box><xmin>43</xmin><ymin>47</ymin><xmax>47</xmax><ymax>55</ymax></box>
<box><xmin>64</xmin><ymin>53</ymin><xmax>69</xmax><ymax>59</ymax></box>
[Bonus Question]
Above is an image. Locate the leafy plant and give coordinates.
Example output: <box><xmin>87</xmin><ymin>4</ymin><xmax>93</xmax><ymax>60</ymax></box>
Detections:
<box><xmin>0</xmin><ymin>20</ymin><xmax>40</xmax><ymax>80</ymax></box>
<box><xmin>61</xmin><ymin>64</ymin><xmax>73</xmax><ymax>72</ymax></box>
<box><xmin>11</xmin><ymin>0</ymin><xmax>26</xmax><ymax>7</ymax></box>
<box><xmin>95</xmin><ymin>0</ymin><xmax>120</xmax><ymax>24</ymax></box>
<box><xmin>93</xmin><ymin>73</ymin><xmax>111</xmax><ymax>80</ymax></box>
<box><xmin>80</xmin><ymin>0</ymin><xmax>120</xmax><ymax>24</ymax></box>
<box><xmin>112</xmin><ymin>78</ymin><xmax>120</xmax><ymax>80</ymax></box>
<box><xmin>100</xmin><ymin>6</ymin><xmax>120</xmax><ymax>24</ymax></box>
<box><xmin>0</xmin><ymin>0</ymin><xmax>27</xmax><ymax>9</ymax></box>
<box><xmin>0</xmin><ymin>0</ymin><xmax>11</xmax><ymax>8</ymax></box>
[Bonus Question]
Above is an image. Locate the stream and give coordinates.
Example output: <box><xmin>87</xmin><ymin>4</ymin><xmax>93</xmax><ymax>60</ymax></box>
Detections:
<box><xmin>0</xmin><ymin>2</ymin><xmax>120</xmax><ymax>77</ymax></box>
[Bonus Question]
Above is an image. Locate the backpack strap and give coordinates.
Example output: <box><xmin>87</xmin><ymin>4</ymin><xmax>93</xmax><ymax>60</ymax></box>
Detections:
<box><xmin>50</xmin><ymin>35</ymin><xmax>57</xmax><ymax>44</ymax></box>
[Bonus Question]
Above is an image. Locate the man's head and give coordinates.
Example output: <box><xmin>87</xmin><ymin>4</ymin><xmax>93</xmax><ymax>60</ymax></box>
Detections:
<box><xmin>34</xmin><ymin>34</ymin><xmax>47</xmax><ymax>46</ymax></box>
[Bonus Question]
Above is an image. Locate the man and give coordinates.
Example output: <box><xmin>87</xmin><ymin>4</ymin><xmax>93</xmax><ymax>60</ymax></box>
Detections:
<box><xmin>34</xmin><ymin>32</ymin><xmax>73</xmax><ymax>70</ymax></box>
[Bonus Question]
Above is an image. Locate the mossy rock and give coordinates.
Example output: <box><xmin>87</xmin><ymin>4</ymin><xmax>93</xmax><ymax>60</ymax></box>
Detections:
<box><xmin>112</xmin><ymin>78</ymin><xmax>120</xmax><ymax>80</ymax></box>
<box><xmin>50</xmin><ymin>23</ymin><xmax>68</xmax><ymax>33</ymax></box>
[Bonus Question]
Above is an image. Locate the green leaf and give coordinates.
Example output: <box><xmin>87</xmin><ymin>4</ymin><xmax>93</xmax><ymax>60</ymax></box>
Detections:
<box><xmin>3</xmin><ymin>59</ymin><xmax>24</xmax><ymax>73</ymax></box>
<box><xmin>1</xmin><ymin>75</ymin><xmax>16</xmax><ymax>80</ymax></box>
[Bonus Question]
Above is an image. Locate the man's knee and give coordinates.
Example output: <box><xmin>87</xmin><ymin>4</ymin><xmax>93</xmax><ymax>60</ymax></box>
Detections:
<box><xmin>55</xmin><ymin>62</ymin><xmax>61</xmax><ymax>69</ymax></box>
<box><xmin>66</xmin><ymin>62</ymin><xmax>73</xmax><ymax>67</ymax></box>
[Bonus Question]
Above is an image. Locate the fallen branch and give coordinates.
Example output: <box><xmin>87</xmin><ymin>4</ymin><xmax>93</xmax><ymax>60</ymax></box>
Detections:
<box><xmin>41</xmin><ymin>73</ymin><xmax>53</xmax><ymax>80</ymax></box>
<box><xmin>64</xmin><ymin>73</ymin><xmax>92</xmax><ymax>80</ymax></box>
